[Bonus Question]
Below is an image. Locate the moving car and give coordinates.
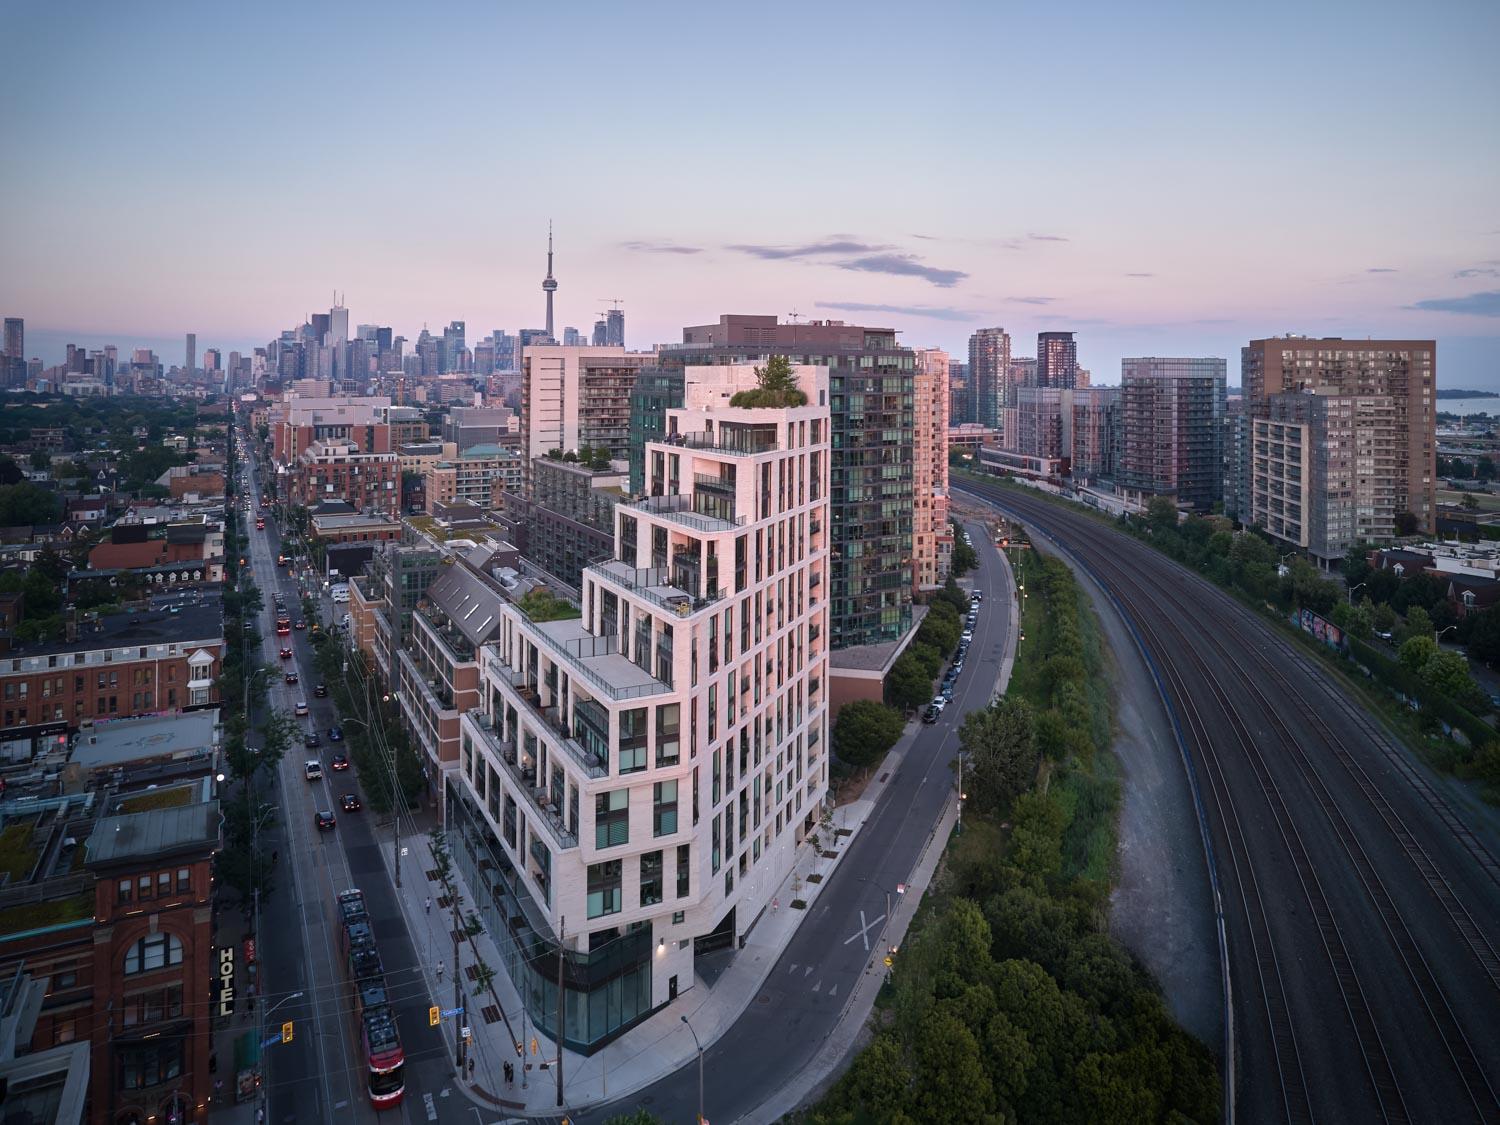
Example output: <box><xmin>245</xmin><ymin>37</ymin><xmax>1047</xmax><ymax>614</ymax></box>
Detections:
<box><xmin>295</xmin><ymin>700</ymin><xmax>309</xmax><ymax>716</ymax></box>
<box><xmin>331</xmin><ymin>751</ymin><xmax>349</xmax><ymax>771</ymax></box>
<box><xmin>305</xmin><ymin>760</ymin><xmax>323</xmax><ymax>781</ymax></box>
<box><xmin>284</xmin><ymin>671</ymin><xmax>299</xmax><ymax>684</ymax></box>
<box><xmin>294</xmin><ymin>620</ymin><xmax>307</xmax><ymax>630</ymax></box>
<box><xmin>341</xmin><ymin>793</ymin><xmax>361</xmax><ymax>813</ymax></box>
<box><xmin>304</xmin><ymin>731</ymin><xmax>321</xmax><ymax>748</ymax></box>
<box><xmin>279</xmin><ymin>647</ymin><xmax>293</xmax><ymax>660</ymax></box>
<box><xmin>314</xmin><ymin>683</ymin><xmax>328</xmax><ymax>698</ymax></box>
<box><xmin>315</xmin><ymin>809</ymin><xmax>337</xmax><ymax>831</ymax></box>
<box><xmin>328</xmin><ymin>726</ymin><xmax>344</xmax><ymax>742</ymax></box>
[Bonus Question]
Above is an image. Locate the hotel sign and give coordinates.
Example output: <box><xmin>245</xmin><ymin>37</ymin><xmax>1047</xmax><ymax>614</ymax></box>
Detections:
<box><xmin>217</xmin><ymin>946</ymin><xmax>236</xmax><ymax>1016</ymax></box>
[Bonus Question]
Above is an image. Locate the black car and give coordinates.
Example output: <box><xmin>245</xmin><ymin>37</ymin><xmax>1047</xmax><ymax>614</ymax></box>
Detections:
<box><xmin>328</xmin><ymin>726</ymin><xmax>343</xmax><ymax>742</ymax></box>
<box><xmin>341</xmin><ymin>793</ymin><xmax>362</xmax><ymax>813</ymax></box>
<box><xmin>305</xmin><ymin>731</ymin><xmax>322</xmax><ymax>748</ymax></box>
<box><xmin>284</xmin><ymin>671</ymin><xmax>299</xmax><ymax>685</ymax></box>
<box><xmin>315</xmin><ymin>809</ymin><xmax>337</xmax><ymax>831</ymax></box>
<box><xmin>922</xmin><ymin>705</ymin><xmax>942</xmax><ymax>724</ymax></box>
<box><xmin>294</xmin><ymin>620</ymin><xmax>307</xmax><ymax>630</ymax></box>
<box><xmin>330</xmin><ymin>751</ymin><xmax>349</xmax><ymax>771</ymax></box>
<box><xmin>313</xmin><ymin>683</ymin><xmax>328</xmax><ymax>698</ymax></box>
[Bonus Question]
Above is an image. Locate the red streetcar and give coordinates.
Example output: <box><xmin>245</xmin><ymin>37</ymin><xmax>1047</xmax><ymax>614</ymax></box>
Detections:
<box><xmin>336</xmin><ymin>889</ymin><xmax>405</xmax><ymax>1107</ymax></box>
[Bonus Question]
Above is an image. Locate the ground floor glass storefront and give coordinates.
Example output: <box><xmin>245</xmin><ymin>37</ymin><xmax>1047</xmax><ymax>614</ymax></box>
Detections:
<box><xmin>446</xmin><ymin>784</ymin><xmax>655</xmax><ymax>1054</ymax></box>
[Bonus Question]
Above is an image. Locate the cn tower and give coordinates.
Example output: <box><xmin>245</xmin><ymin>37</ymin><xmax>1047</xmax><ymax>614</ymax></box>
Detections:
<box><xmin>542</xmin><ymin>221</ymin><xmax>558</xmax><ymax>341</ymax></box>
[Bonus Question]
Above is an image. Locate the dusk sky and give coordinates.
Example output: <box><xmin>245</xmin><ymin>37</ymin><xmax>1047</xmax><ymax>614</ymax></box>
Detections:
<box><xmin>4</xmin><ymin>0</ymin><xmax>1498</xmax><ymax>384</ymax></box>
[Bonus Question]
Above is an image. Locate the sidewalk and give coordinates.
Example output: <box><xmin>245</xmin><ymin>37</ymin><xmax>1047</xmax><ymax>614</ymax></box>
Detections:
<box><xmin>207</xmin><ymin>899</ymin><xmax>264</xmax><ymax>1125</ymax></box>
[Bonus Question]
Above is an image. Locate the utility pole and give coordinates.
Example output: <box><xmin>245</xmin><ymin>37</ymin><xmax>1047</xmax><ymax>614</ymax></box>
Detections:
<box><xmin>556</xmin><ymin>917</ymin><xmax>566</xmax><ymax>1107</ymax></box>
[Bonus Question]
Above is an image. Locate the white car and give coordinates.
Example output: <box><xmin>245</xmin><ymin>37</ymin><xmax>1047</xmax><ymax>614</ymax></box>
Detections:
<box><xmin>304</xmin><ymin>760</ymin><xmax>323</xmax><ymax>781</ymax></box>
<box><xmin>962</xmin><ymin>629</ymin><xmax>974</xmax><ymax>642</ymax></box>
<box><xmin>294</xmin><ymin>700</ymin><xmax>309</xmax><ymax>717</ymax></box>
<box><xmin>929</xmin><ymin>696</ymin><xmax>947</xmax><ymax>713</ymax></box>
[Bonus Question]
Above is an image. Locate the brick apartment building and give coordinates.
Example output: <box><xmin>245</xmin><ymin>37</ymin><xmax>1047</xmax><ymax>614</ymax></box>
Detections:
<box><xmin>0</xmin><ymin>751</ymin><xmax>222</xmax><ymax>1124</ymax></box>
<box><xmin>0</xmin><ymin>599</ymin><xmax>223</xmax><ymax>742</ymax></box>
<box><xmin>289</xmin><ymin>440</ymin><xmax>401</xmax><ymax>516</ymax></box>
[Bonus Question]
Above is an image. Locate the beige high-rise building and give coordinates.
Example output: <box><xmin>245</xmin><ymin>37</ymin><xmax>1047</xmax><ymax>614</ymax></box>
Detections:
<box><xmin>1252</xmin><ymin>392</ymin><xmax>1399</xmax><ymax>561</ymax></box>
<box><xmin>521</xmin><ymin>345</ymin><xmax>653</xmax><ymax>495</ymax></box>
<box><xmin>914</xmin><ymin>349</ymin><xmax>952</xmax><ymax>591</ymax></box>
<box><xmin>1243</xmin><ymin>337</ymin><xmax>1435</xmax><ymax>532</ymax></box>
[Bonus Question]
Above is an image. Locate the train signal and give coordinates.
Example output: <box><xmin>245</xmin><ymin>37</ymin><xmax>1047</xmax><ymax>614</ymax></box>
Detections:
<box><xmin>429</xmin><ymin>1005</ymin><xmax>440</xmax><ymax>1027</ymax></box>
<box><xmin>280</xmin><ymin>1020</ymin><xmax>294</xmax><ymax>1044</ymax></box>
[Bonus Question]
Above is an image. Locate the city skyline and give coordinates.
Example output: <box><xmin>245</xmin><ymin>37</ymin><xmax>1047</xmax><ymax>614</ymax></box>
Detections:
<box><xmin>3</xmin><ymin>0</ymin><xmax>1498</xmax><ymax>384</ymax></box>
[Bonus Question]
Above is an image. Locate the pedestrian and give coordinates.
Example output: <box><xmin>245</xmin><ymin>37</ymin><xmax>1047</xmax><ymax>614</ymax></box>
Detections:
<box><xmin>504</xmin><ymin>1061</ymin><xmax>513</xmax><ymax>1085</ymax></box>
<box><xmin>436</xmin><ymin>960</ymin><xmax>444</xmax><ymax>982</ymax></box>
<box><xmin>468</xmin><ymin>1057</ymin><xmax>476</xmax><ymax>1080</ymax></box>
<box><xmin>424</xmin><ymin>896</ymin><xmax>431</xmax><ymax>915</ymax></box>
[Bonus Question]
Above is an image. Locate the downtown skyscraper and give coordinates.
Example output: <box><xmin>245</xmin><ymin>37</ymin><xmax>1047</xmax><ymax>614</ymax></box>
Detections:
<box><xmin>968</xmin><ymin>327</ymin><xmax>1011</xmax><ymax>433</ymax></box>
<box><xmin>1037</xmin><ymin>331</ymin><xmax>1078</xmax><ymax>389</ymax></box>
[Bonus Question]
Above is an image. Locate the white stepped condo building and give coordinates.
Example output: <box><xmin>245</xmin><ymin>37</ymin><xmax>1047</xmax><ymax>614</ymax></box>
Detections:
<box><xmin>449</xmin><ymin>363</ymin><xmax>831</xmax><ymax>1052</ymax></box>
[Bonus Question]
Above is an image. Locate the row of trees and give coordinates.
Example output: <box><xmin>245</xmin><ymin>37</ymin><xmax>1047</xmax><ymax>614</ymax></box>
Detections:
<box><xmin>544</xmin><ymin>445</ymin><xmax>614</xmax><ymax>471</ymax></box>
<box><xmin>811</xmin><ymin>553</ymin><xmax>1218</xmax><ymax>1123</ymax></box>
<box><xmin>885</xmin><ymin>579</ymin><xmax>972</xmax><ymax>712</ymax></box>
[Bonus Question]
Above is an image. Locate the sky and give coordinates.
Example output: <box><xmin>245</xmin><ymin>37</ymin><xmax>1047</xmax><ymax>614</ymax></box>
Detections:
<box><xmin>3</xmin><ymin>0</ymin><xmax>1499</xmax><ymax>386</ymax></box>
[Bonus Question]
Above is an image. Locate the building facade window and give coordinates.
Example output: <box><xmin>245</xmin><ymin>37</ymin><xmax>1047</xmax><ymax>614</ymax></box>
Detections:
<box><xmin>639</xmin><ymin>851</ymin><xmax>663</xmax><ymax>906</ymax></box>
<box><xmin>586</xmin><ymin>860</ymin><xmax>622</xmax><ymax>919</ymax></box>
<box><xmin>595</xmin><ymin>789</ymin><xmax>629</xmax><ymax>848</ymax></box>
<box><xmin>123</xmin><ymin>932</ymin><xmax>183</xmax><ymax>976</ymax></box>
<box><xmin>676</xmin><ymin>843</ymin><xmax>690</xmax><ymax>898</ymax></box>
<box><xmin>652</xmin><ymin>780</ymin><xmax>678</xmax><ymax>837</ymax></box>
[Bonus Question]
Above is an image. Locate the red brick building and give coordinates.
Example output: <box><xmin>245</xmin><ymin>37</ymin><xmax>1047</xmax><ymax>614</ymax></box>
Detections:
<box><xmin>0</xmin><ymin>782</ymin><xmax>221</xmax><ymax>1125</ymax></box>
<box><xmin>289</xmin><ymin>441</ymin><xmax>401</xmax><ymax>517</ymax></box>
<box><xmin>0</xmin><ymin>599</ymin><xmax>223</xmax><ymax>740</ymax></box>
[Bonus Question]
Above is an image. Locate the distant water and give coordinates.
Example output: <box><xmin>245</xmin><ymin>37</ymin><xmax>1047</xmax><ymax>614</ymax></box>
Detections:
<box><xmin>1437</xmin><ymin>396</ymin><xmax>1500</xmax><ymax>417</ymax></box>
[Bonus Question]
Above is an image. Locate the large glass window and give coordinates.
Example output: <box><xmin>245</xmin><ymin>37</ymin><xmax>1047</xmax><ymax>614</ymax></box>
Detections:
<box><xmin>587</xmin><ymin>860</ymin><xmax>622</xmax><ymax>919</ymax></box>
<box><xmin>655</xmin><ymin>703</ymin><xmax>680</xmax><ymax>767</ymax></box>
<box><xmin>595</xmin><ymin>789</ymin><xmax>629</xmax><ymax>848</ymax></box>
<box><xmin>640</xmin><ymin>851</ymin><xmax>663</xmax><ymax>906</ymax></box>
<box><xmin>618</xmin><ymin>708</ymin><xmax>648</xmax><ymax>774</ymax></box>
<box><xmin>653</xmin><ymin>780</ymin><xmax>678</xmax><ymax>837</ymax></box>
<box><xmin>118</xmin><ymin>1040</ymin><xmax>184</xmax><ymax>1089</ymax></box>
<box><xmin>123</xmin><ymin>932</ymin><xmax>183</xmax><ymax>976</ymax></box>
<box><xmin>676</xmin><ymin>843</ymin><xmax>690</xmax><ymax>898</ymax></box>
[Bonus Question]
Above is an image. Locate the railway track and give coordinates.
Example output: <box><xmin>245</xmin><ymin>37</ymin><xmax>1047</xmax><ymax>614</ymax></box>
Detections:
<box><xmin>959</xmin><ymin>479</ymin><xmax>1500</xmax><ymax>1124</ymax></box>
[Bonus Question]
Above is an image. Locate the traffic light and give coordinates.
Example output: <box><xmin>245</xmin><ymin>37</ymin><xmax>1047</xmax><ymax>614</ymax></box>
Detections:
<box><xmin>280</xmin><ymin>1020</ymin><xmax>294</xmax><ymax>1044</ymax></box>
<box><xmin>429</xmin><ymin>1005</ymin><xmax>440</xmax><ymax>1027</ymax></box>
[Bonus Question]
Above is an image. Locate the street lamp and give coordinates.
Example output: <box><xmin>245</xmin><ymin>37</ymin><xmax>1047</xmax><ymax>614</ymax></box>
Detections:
<box><xmin>681</xmin><ymin>1015</ymin><xmax>705</xmax><ymax>1125</ymax></box>
<box><xmin>1348</xmin><ymin>581</ymin><xmax>1367</xmax><ymax>605</ymax></box>
<box><xmin>1437</xmin><ymin>625</ymin><xmax>1459</xmax><ymax>644</ymax></box>
<box><xmin>259</xmin><ymin>991</ymin><xmax>304</xmax><ymax>1116</ymax></box>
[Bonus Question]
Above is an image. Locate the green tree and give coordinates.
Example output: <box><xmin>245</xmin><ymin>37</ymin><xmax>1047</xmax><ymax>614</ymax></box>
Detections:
<box><xmin>1399</xmin><ymin>604</ymin><xmax>1434</xmax><ymax>647</ymax></box>
<box><xmin>885</xmin><ymin>651</ymin><xmax>933</xmax><ymax>712</ymax></box>
<box><xmin>950</xmin><ymin>522</ymin><xmax>978</xmax><ymax>576</ymax></box>
<box><xmin>517</xmin><ymin>588</ymin><xmax>580</xmax><ymax>622</ymax></box>
<box><xmin>1466</xmin><ymin>605</ymin><xmax>1500</xmax><ymax>664</ymax></box>
<box><xmin>0</xmin><ymin>482</ymin><xmax>62</xmax><ymax>525</ymax></box>
<box><xmin>832</xmin><ymin>700</ymin><xmax>905</xmax><ymax>769</ymax></box>
<box><xmin>908</xmin><ymin>1009</ymin><xmax>995</xmax><ymax>1121</ymax></box>
<box><xmin>1398</xmin><ymin>634</ymin><xmax>1437</xmax><ymax>673</ymax></box>
<box><xmin>1146</xmin><ymin>495</ymin><xmax>1178</xmax><ymax>535</ymax></box>
<box><xmin>1420</xmin><ymin>650</ymin><xmax>1487</xmax><ymax>710</ymax></box>
<box><xmin>959</xmin><ymin>697</ymin><xmax>1038</xmax><ymax>816</ymax></box>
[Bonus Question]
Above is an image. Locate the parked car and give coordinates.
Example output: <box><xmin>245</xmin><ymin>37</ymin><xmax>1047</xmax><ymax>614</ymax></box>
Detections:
<box><xmin>961</xmin><ymin>629</ymin><xmax>974</xmax><ymax>643</ymax></box>
<box><xmin>970</xmin><ymin>590</ymin><xmax>983</xmax><ymax>602</ymax></box>
<box><xmin>922</xmin><ymin>705</ymin><xmax>942</xmax><ymax>724</ymax></box>
<box><xmin>341</xmin><ymin>793</ymin><xmax>362</xmax><ymax>813</ymax></box>
<box><xmin>315</xmin><ymin>809</ymin><xmax>337</xmax><ymax>831</ymax></box>
<box><xmin>331</xmin><ymin>751</ymin><xmax>349</xmax><ymax>771</ymax></box>
<box><xmin>940</xmin><ymin>684</ymin><xmax>955</xmax><ymax>701</ymax></box>
<box><xmin>929</xmin><ymin>696</ymin><xmax>947</xmax><ymax>714</ymax></box>
<box><xmin>304</xmin><ymin>760</ymin><xmax>323</xmax><ymax>781</ymax></box>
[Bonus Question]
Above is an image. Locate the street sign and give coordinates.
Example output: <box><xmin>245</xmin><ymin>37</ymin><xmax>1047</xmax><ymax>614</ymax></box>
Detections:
<box><xmin>883</xmin><ymin>955</ymin><xmax>894</xmax><ymax>967</ymax></box>
<box><xmin>461</xmin><ymin>1026</ymin><xmax>472</xmax><ymax>1042</ymax></box>
<box><xmin>261</xmin><ymin>1034</ymin><xmax>282</xmax><ymax>1049</ymax></box>
<box><xmin>440</xmin><ymin>1006</ymin><xmax>465</xmax><ymax>1018</ymax></box>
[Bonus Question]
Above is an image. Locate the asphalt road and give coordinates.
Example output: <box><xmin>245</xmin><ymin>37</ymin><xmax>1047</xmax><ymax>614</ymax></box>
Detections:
<box><xmin>239</xmin><ymin>453</ymin><xmax>461</xmax><ymax>1125</ymax></box>
<box><xmin>959</xmin><ymin>479</ymin><xmax>1500</xmax><ymax>1125</ymax></box>
<box><xmin>578</xmin><ymin>521</ymin><xmax>1013</xmax><ymax>1125</ymax></box>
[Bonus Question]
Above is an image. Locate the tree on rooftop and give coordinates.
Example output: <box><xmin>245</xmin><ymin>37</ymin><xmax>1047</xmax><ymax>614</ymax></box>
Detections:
<box><xmin>730</xmin><ymin>355</ymin><xmax>809</xmax><ymax>408</ymax></box>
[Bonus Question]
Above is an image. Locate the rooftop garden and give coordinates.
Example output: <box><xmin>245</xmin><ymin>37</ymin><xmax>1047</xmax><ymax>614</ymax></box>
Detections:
<box><xmin>729</xmin><ymin>356</ymin><xmax>808</xmax><ymax>409</ymax></box>
<box><xmin>0</xmin><ymin>890</ymin><xmax>95</xmax><ymax>937</ymax></box>
<box><xmin>0</xmin><ymin>822</ymin><xmax>38</xmax><ymax>882</ymax></box>
<box><xmin>517</xmin><ymin>588</ymin><xmax>580</xmax><ymax>623</ymax></box>
<box><xmin>116</xmin><ymin>786</ymin><xmax>196</xmax><ymax>815</ymax></box>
